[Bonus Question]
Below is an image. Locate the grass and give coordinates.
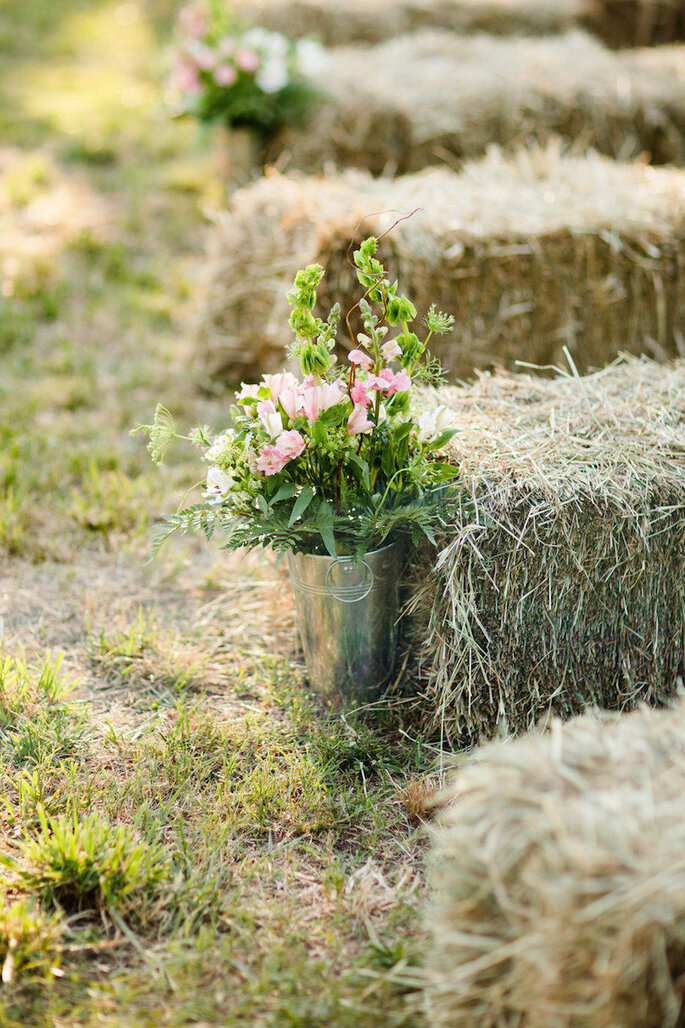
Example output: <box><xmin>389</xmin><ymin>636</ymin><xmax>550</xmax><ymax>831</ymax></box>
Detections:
<box><xmin>0</xmin><ymin>3</ymin><xmax>439</xmax><ymax>1021</ymax></box>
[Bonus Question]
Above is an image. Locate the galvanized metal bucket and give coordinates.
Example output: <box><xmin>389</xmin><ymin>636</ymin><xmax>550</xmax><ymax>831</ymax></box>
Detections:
<box><xmin>287</xmin><ymin>542</ymin><xmax>402</xmax><ymax>703</ymax></box>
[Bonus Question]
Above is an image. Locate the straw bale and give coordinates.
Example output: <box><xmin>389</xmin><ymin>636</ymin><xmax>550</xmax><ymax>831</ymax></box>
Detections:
<box><xmin>236</xmin><ymin>0</ymin><xmax>685</xmax><ymax>47</ymax></box>
<box><xmin>269</xmin><ymin>30</ymin><xmax>685</xmax><ymax>174</ymax></box>
<box><xmin>403</xmin><ymin>356</ymin><xmax>685</xmax><ymax>745</ymax></box>
<box><xmin>234</xmin><ymin>0</ymin><xmax>583</xmax><ymax>46</ymax></box>
<box><xmin>425</xmin><ymin>699</ymin><xmax>685</xmax><ymax>1026</ymax></box>
<box><xmin>195</xmin><ymin>147</ymin><xmax>685</xmax><ymax>383</ymax></box>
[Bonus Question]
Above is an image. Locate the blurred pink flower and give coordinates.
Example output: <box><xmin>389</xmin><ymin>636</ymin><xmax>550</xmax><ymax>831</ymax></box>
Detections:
<box><xmin>186</xmin><ymin>40</ymin><xmax>217</xmax><ymax>70</ymax></box>
<box><xmin>348</xmin><ymin>349</ymin><xmax>372</xmax><ymax>371</ymax></box>
<box><xmin>178</xmin><ymin>5</ymin><xmax>208</xmax><ymax>38</ymax></box>
<box><xmin>347</xmin><ymin>405</ymin><xmax>374</xmax><ymax>435</ymax></box>
<box><xmin>169</xmin><ymin>60</ymin><xmax>201</xmax><ymax>95</ymax></box>
<box><xmin>214</xmin><ymin>63</ymin><xmax>238</xmax><ymax>88</ymax></box>
<box><xmin>235</xmin><ymin>48</ymin><xmax>260</xmax><ymax>73</ymax></box>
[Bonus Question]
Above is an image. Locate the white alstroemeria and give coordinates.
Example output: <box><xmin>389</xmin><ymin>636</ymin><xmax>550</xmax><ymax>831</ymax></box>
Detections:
<box><xmin>256</xmin><ymin>56</ymin><xmax>289</xmax><ymax>93</ymax></box>
<box><xmin>204</xmin><ymin>430</ymin><xmax>234</xmax><ymax>463</ymax></box>
<box><xmin>205</xmin><ymin>465</ymin><xmax>235</xmax><ymax>502</ymax></box>
<box><xmin>377</xmin><ymin>403</ymin><xmax>387</xmax><ymax>425</ymax></box>
<box><xmin>236</xmin><ymin>382</ymin><xmax>260</xmax><ymax>402</ymax></box>
<box><xmin>416</xmin><ymin>404</ymin><xmax>454</xmax><ymax>444</ymax></box>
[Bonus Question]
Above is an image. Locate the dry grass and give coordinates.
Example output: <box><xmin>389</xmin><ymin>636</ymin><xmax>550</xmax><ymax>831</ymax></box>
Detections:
<box><xmin>402</xmin><ymin>355</ymin><xmax>685</xmax><ymax>744</ymax></box>
<box><xmin>269</xmin><ymin>29</ymin><xmax>685</xmax><ymax>174</ymax></box>
<box><xmin>195</xmin><ymin>145</ymin><xmax>685</xmax><ymax>383</ymax></box>
<box><xmin>425</xmin><ymin>698</ymin><xmax>685</xmax><ymax>1026</ymax></box>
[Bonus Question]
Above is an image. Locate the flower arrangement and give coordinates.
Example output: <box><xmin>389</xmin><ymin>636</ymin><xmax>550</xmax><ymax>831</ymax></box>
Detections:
<box><xmin>166</xmin><ymin>2</ymin><xmax>324</xmax><ymax>135</ymax></box>
<box><xmin>138</xmin><ymin>237</ymin><xmax>459</xmax><ymax>560</ymax></box>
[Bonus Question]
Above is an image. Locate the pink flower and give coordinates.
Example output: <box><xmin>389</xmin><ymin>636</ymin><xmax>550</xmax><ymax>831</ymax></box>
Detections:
<box><xmin>275</xmin><ymin>430</ymin><xmax>306</xmax><ymax>460</ymax></box>
<box><xmin>256</xmin><ymin>446</ymin><xmax>290</xmax><ymax>476</ymax></box>
<box><xmin>255</xmin><ymin>430</ymin><xmax>305</xmax><ymax>475</ymax></box>
<box><xmin>169</xmin><ymin>60</ymin><xmax>201</xmax><ymax>95</ymax></box>
<box><xmin>351</xmin><ymin>382</ymin><xmax>372</xmax><ymax>408</ymax></box>
<box><xmin>366</xmin><ymin>374</ymin><xmax>388</xmax><ymax>392</ymax></box>
<box><xmin>348</xmin><ymin>349</ymin><xmax>372</xmax><ymax>371</ymax></box>
<box><xmin>236</xmin><ymin>382</ymin><xmax>260</xmax><ymax>402</ymax></box>
<box><xmin>301</xmin><ymin>381</ymin><xmax>345</xmax><ymax>422</ymax></box>
<box><xmin>257</xmin><ymin>400</ymin><xmax>283</xmax><ymax>437</ymax></box>
<box><xmin>178</xmin><ymin>5</ymin><xmax>208</xmax><ymax>38</ymax></box>
<box><xmin>214</xmin><ymin>63</ymin><xmax>237</xmax><ymax>88</ymax></box>
<box><xmin>279</xmin><ymin>387</ymin><xmax>300</xmax><ymax>420</ymax></box>
<box><xmin>235</xmin><ymin>48</ymin><xmax>260</xmax><ymax>73</ymax></box>
<box><xmin>186</xmin><ymin>40</ymin><xmax>217</xmax><ymax>70</ymax></box>
<box><xmin>347</xmin><ymin>405</ymin><xmax>374</xmax><ymax>435</ymax></box>
<box><xmin>219</xmin><ymin>36</ymin><xmax>235</xmax><ymax>57</ymax></box>
<box><xmin>384</xmin><ymin>370</ymin><xmax>412</xmax><ymax>395</ymax></box>
<box><xmin>263</xmin><ymin>371</ymin><xmax>298</xmax><ymax>403</ymax></box>
<box><xmin>382</xmin><ymin>340</ymin><xmax>402</xmax><ymax>361</ymax></box>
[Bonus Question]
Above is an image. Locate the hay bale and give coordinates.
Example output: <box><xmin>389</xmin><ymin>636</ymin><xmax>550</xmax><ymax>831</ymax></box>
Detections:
<box><xmin>425</xmin><ymin>699</ymin><xmax>685</xmax><ymax>1026</ymax></box>
<box><xmin>403</xmin><ymin>356</ymin><xmax>685</xmax><ymax>745</ymax></box>
<box><xmin>234</xmin><ymin>0</ymin><xmax>583</xmax><ymax>46</ymax></box>
<box><xmin>235</xmin><ymin>0</ymin><xmax>685</xmax><ymax>47</ymax></box>
<box><xmin>268</xmin><ymin>30</ymin><xmax>685</xmax><ymax>173</ymax></box>
<box><xmin>195</xmin><ymin>147</ymin><xmax>685</xmax><ymax>383</ymax></box>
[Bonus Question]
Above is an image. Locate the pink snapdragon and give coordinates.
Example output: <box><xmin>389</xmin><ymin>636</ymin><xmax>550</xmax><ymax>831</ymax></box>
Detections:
<box><xmin>347</xmin><ymin>405</ymin><xmax>374</xmax><ymax>435</ymax></box>
<box><xmin>379</xmin><ymin>368</ymin><xmax>412</xmax><ymax>395</ymax></box>
<box><xmin>350</xmin><ymin>381</ymin><xmax>372</xmax><ymax>408</ymax></box>
<box><xmin>382</xmin><ymin>339</ymin><xmax>402</xmax><ymax>361</ymax></box>
<box><xmin>256</xmin><ymin>430</ymin><xmax>305</xmax><ymax>475</ymax></box>
<box><xmin>348</xmin><ymin>349</ymin><xmax>372</xmax><ymax>371</ymax></box>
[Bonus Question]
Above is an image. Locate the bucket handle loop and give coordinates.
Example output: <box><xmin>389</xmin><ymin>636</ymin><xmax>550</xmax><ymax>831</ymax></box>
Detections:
<box><xmin>325</xmin><ymin>557</ymin><xmax>374</xmax><ymax>603</ymax></box>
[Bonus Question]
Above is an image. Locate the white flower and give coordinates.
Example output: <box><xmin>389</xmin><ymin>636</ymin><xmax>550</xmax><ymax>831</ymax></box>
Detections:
<box><xmin>377</xmin><ymin>403</ymin><xmax>387</xmax><ymax>425</ymax></box>
<box><xmin>205</xmin><ymin>465</ymin><xmax>235</xmax><ymax>502</ymax></box>
<box><xmin>256</xmin><ymin>56</ymin><xmax>289</xmax><ymax>94</ymax></box>
<box><xmin>257</xmin><ymin>401</ymin><xmax>283</xmax><ymax>438</ymax></box>
<box><xmin>416</xmin><ymin>405</ymin><xmax>454</xmax><ymax>444</ymax></box>
<box><xmin>204</xmin><ymin>430</ymin><xmax>234</xmax><ymax>463</ymax></box>
<box><xmin>295</xmin><ymin>38</ymin><xmax>326</xmax><ymax>76</ymax></box>
<box><xmin>236</xmin><ymin>382</ymin><xmax>260</xmax><ymax>402</ymax></box>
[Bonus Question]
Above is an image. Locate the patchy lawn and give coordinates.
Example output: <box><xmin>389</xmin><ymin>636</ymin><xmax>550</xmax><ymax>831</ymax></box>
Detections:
<box><xmin>0</xmin><ymin>2</ymin><xmax>440</xmax><ymax>1023</ymax></box>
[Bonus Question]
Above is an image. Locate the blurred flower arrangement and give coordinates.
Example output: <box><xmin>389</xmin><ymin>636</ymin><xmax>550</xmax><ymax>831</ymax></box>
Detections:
<box><xmin>166</xmin><ymin>2</ymin><xmax>324</xmax><ymax>135</ymax></box>
<box><xmin>137</xmin><ymin>238</ymin><xmax>459</xmax><ymax>560</ymax></box>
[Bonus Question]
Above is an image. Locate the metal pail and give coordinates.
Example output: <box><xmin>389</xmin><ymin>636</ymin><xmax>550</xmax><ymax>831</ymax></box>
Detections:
<box><xmin>287</xmin><ymin>542</ymin><xmax>402</xmax><ymax>703</ymax></box>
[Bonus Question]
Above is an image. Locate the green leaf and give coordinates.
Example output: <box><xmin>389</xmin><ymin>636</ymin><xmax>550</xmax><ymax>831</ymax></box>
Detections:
<box><xmin>346</xmin><ymin>453</ymin><xmax>370</xmax><ymax>491</ymax></box>
<box><xmin>270</xmin><ymin>482</ymin><xmax>298</xmax><ymax>506</ymax></box>
<box><xmin>288</xmin><ymin>486</ymin><xmax>315</xmax><ymax>527</ymax></box>
<box><xmin>256</xmin><ymin>495</ymin><xmax>268</xmax><ymax>515</ymax></box>
<box><xmin>318</xmin><ymin>403</ymin><xmax>348</xmax><ymax>427</ymax></box>
<box><xmin>393</xmin><ymin>421</ymin><xmax>413</xmax><ymax>442</ymax></box>
<box><xmin>429</xmin><ymin>462</ymin><xmax>460</xmax><ymax>481</ymax></box>
<box><xmin>311</xmin><ymin>420</ymin><xmax>326</xmax><ymax>445</ymax></box>
<box><xmin>316</xmin><ymin>499</ymin><xmax>337</xmax><ymax>557</ymax></box>
<box><xmin>425</xmin><ymin>429</ymin><xmax>458</xmax><ymax>451</ymax></box>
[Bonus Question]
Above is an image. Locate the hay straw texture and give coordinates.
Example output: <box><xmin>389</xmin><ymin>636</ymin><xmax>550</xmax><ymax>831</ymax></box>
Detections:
<box><xmin>403</xmin><ymin>356</ymin><xmax>685</xmax><ymax>745</ymax></box>
<box><xmin>235</xmin><ymin>0</ymin><xmax>685</xmax><ymax>47</ymax></box>
<box><xmin>234</xmin><ymin>0</ymin><xmax>583</xmax><ymax>46</ymax></box>
<box><xmin>269</xmin><ymin>30</ymin><xmax>685</xmax><ymax>174</ymax></box>
<box><xmin>425</xmin><ymin>699</ymin><xmax>685</xmax><ymax>1026</ymax></box>
<box><xmin>195</xmin><ymin>147</ymin><xmax>685</xmax><ymax>382</ymax></box>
